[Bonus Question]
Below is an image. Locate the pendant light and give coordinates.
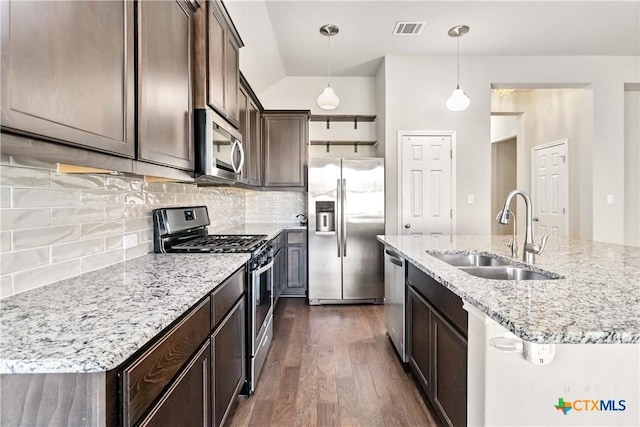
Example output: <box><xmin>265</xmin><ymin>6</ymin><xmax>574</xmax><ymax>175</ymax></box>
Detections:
<box><xmin>445</xmin><ymin>25</ymin><xmax>470</xmax><ymax>112</ymax></box>
<box><xmin>317</xmin><ymin>24</ymin><xmax>340</xmax><ymax>110</ymax></box>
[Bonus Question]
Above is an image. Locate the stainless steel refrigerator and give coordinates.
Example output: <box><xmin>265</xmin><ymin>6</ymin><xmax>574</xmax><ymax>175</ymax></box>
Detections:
<box><xmin>308</xmin><ymin>158</ymin><xmax>385</xmax><ymax>305</ymax></box>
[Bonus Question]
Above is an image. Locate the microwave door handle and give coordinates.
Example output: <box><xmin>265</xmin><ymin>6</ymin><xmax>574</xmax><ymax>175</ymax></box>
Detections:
<box><xmin>230</xmin><ymin>140</ymin><xmax>239</xmax><ymax>173</ymax></box>
<box><xmin>236</xmin><ymin>141</ymin><xmax>245</xmax><ymax>173</ymax></box>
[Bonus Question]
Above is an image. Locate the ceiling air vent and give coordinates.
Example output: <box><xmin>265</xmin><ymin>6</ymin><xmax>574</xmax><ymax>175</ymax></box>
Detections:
<box><xmin>393</xmin><ymin>21</ymin><xmax>425</xmax><ymax>36</ymax></box>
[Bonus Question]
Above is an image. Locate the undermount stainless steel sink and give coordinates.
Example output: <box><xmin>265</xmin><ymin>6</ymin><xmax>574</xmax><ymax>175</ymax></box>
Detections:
<box><xmin>430</xmin><ymin>252</ymin><xmax>510</xmax><ymax>267</ymax></box>
<box><xmin>430</xmin><ymin>252</ymin><xmax>560</xmax><ymax>280</ymax></box>
<box><xmin>459</xmin><ymin>266</ymin><xmax>559</xmax><ymax>281</ymax></box>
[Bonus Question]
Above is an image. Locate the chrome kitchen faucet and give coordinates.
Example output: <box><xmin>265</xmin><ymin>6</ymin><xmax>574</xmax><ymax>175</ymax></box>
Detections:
<box><xmin>497</xmin><ymin>190</ymin><xmax>548</xmax><ymax>264</ymax></box>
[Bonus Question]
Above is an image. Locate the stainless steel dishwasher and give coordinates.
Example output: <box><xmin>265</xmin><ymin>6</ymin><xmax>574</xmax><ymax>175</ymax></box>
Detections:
<box><xmin>384</xmin><ymin>246</ymin><xmax>407</xmax><ymax>362</ymax></box>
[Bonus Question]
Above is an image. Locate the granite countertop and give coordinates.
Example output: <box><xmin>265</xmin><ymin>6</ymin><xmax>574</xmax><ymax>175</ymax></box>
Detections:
<box><xmin>378</xmin><ymin>234</ymin><xmax>640</xmax><ymax>344</ymax></box>
<box><xmin>0</xmin><ymin>253</ymin><xmax>249</xmax><ymax>374</ymax></box>
<box><xmin>0</xmin><ymin>223</ymin><xmax>303</xmax><ymax>375</ymax></box>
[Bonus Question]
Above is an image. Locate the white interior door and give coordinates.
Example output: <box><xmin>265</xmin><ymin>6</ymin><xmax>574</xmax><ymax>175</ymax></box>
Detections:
<box><xmin>532</xmin><ymin>141</ymin><xmax>568</xmax><ymax>238</ymax></box>
<box><xmin>401</xmin><ymin>135</ymin><xmax>452</xmax><ymax>235</ymax></box>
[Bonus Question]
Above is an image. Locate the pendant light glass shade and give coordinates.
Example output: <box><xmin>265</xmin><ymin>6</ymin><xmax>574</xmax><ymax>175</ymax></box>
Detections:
<box><xmin>317</xmin><ymin>24</ymin><xmax>340</xmax><ymax>110</ymax></box>
<box><xmin>317</xmin><ymin>86</ymin><xmax>340</xmax><ymax>110</ymax></box>
<box><xmin>446</xmin><ymin>86</ymin><xmax>471</xmax><ymax>111</ymax></box>
<box><xmin>446</xmin><ymin>25</ymin><xmax>470</xmax><ymax>112</ymax></box>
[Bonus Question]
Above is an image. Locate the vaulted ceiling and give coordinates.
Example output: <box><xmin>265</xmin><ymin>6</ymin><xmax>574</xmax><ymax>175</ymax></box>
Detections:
<box><xmin>225</xmin><ymin>1</ymin><xmax>640</xmax><ymax>93</ymax></box>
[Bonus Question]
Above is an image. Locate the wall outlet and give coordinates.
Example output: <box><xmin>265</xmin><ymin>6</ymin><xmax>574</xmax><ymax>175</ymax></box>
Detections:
<box><xmin>467</xmin><ymin>194</ymin><xmax>475</xmax><ymax>205</ymax></box>
<box><xmin>607</xmin><ymin>194</ymin><xmax>614</xmax><ymax>205</ymax></box>
<box><xmin>123</xmin><ymin>234</ymin><xmax>138</xmax><ymax>249</ymax></box>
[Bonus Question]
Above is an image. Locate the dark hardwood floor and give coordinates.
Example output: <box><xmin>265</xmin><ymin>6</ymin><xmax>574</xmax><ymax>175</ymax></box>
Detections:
<box><xmin>228</xmin><ymin>298</ymin><xmax>437</xmax><ymax>427</ymax></box>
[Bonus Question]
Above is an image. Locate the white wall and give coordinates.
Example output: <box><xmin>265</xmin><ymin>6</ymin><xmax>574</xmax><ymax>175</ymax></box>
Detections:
<box><xmin>224</xmin><ymin>0</ymin><xmax>286</xmax><ymax>94</ymax></box>
<box><xmin>259</xmin><ymin>76</ymin><xmax>376</xmax><ymax>114</ymax></box>
<box><xmin>490</xmin><ymin>115</ymin><xmax>518</xmax><ymax>143</ymax></box>
<box><xmin>259</xmin><ymin>76</ymin><xmax>379</xmax><ymax>160</ymax></box>
<box><xmin>382</xmin><ymin>55</ymin><xmax>638</xmax><ymax>242</ymax></box>
<box><xmin>492</xmin><ymin>89</ymin><xmax>594</xmax><ymax>240</ymax></box>
<box><xmin>624</xmin><ymin>89</ymin><xmax>640</xmax><ymax>246</ymax></box>
<box><xmin>376</xmin><ymin>60</ymin><xmax>397</xmax><ymax>234</ymax></box>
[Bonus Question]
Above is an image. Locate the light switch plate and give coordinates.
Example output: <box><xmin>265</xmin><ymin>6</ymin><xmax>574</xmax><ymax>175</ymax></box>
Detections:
<box><xmin>468</xmin><ymin>194</ymin><xmax>475</xmax><ymax>205</ymax></box>
<box><xmin>607</xmin><ymin>195</ymin><xmax>614</xmax><ymax>205</ymax></box>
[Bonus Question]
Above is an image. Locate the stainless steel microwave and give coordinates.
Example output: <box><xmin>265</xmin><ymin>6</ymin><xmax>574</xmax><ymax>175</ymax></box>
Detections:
<box><xmin>194</xmin><ymin>108</ymin><xmax>246</xmax><ymax>185</ymax></box>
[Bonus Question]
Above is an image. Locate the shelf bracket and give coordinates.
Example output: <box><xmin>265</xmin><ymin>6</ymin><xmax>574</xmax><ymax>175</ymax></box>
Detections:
<box><xmin>354</xmin><ymin>142</ymin><xmax>359</xmax><ymax>153</ymax></box>
<box><xmin>326</xmin><ymin>142</ymin><xmax>330</xmax><ymax>153</ymax></box>
<box><xmin>326</xmin><ymin>118</ymin><xmax>330</xmax><ymax>129</ymax></box>
<box><xmin>354</xmin><ymin>117</ymin><xmax>358</xmax><ymax>129</ymax></box>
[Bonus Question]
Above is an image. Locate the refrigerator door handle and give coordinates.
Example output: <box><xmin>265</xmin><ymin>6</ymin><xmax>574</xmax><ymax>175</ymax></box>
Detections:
<box><xmin>336</xmin><ymin>179</ymin><xmax>341</xmax><ymax>257</ymax></box>
<box><xmin>342</xmin><ymin>178</ymin><xmax>347</xmax><ymax>257</ymax></box>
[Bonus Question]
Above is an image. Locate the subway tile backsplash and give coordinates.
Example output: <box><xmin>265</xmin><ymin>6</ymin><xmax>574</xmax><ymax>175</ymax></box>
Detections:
<box><xmin>0</xmin><ymin>156</ymin><xmax>305</xmax><ymax>298</ymax></box>
<box><xmin>245</xmin><ymin>191</ymin><xmax>307</xmax><ymax>224</ymax></box>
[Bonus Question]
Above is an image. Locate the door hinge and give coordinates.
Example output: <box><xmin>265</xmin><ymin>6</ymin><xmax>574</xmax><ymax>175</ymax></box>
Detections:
<box><xmin>450</xmin><ymin>150</ymin><xmax>453</xmax><ymax>159</ymax></box>
<box><xmin>450</xmin><ymin>209</ymin><xmax>453</xmax><ymax>218</ymax></box>
<box><xmin>563</xmin><ymin>207</ymin><xmax>566</xmax><ymax>214</ymax></box>
<box><xmin>561</xmin><ymin>155</ymin><xmax>566</xmax><ymax>163</ymax></box>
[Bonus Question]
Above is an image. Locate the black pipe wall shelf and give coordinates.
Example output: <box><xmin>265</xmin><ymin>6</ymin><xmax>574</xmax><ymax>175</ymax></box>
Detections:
<box><xmin>309</xmin><ymin>115</ymin><xmax>376</xmax><ymax>129</ymax></box>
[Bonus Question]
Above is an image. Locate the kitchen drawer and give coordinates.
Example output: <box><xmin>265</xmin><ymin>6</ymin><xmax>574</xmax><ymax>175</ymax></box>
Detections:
<box><xmin>122</xmin><ymin>297</ymin><xmax>211</xmax><ymax>427</ymax></box>
<box><xmin>211</xmin><ymin>267</ymin><xmax>245</xmax><ymax>329</ymax></box>
<box><xmin>287</xmin><ymin>230</ymin><xmax>304</xmax><ymax>245</ymax></box>
<box><xmin>138</xmin><ymin>341</ymin><xmax>211</xmax><ymax>427</ymax></box>
<box><xmin>407</xmin><ymin>263</ymin><xmax>467</xmax><ymax>338</ymax></box>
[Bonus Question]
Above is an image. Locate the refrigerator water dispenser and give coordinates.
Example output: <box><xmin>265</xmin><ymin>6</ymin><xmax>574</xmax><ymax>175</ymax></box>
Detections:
<box><xmin>315</xmin><ymin>201</ymin><xmax>335</xmax><ymax>232</ymax></box>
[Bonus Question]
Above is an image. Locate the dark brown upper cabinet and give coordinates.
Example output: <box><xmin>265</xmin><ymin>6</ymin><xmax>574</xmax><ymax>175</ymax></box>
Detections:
<box><xmin>194</xmin><ymin>0</ymin><xmax>243</xmax><ymax>128</ymax></box>
<box><xmin>262</xmin><ymin>112</ymin><xmax>309</xmax><ymax>189</ymax></box>
<box><xmin>0</xmin><ymin>1</ymin><xmax>135</xmax><ymax>157</ymax></box>
<box><xmin>247</xmin><ymin>99</ymin><xmax>262</xmax><ymax>186</ymax></box>
<box><xmin>137</xmin><ymin>0</ymin><xmax>197</xmax><ymax>171</ymax></box>
<box><xmin>239</xmin><ymin>75</ymin><xmax>263</xmax><ymax>187</ymax></box>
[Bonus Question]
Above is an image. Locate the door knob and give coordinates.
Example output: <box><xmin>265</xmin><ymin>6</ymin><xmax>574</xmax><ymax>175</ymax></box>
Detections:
<box><xmin>404</xmin><ymin>223</ymin><xmax>411</xmax><ymax>229</ymax></box>
<box><xmin>532</xmin><ymin>217</ymin><xmax>539</xmax><ymax>222</ymax></box>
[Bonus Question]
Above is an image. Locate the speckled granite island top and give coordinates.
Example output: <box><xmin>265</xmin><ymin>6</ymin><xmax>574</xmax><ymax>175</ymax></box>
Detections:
<box><xmin>378</xmin><ymin>235</ymin><xmax>640</xmax><ymax>344</ymax></box>
<box><xmin>0</xmin><ymin>253</ymin><xmax>249</xmax><ymax>374</ymax></box>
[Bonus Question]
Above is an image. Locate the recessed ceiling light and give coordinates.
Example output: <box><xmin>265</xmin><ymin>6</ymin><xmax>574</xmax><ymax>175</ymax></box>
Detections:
<box><xmin>393</xmin><ymin>21</ymin><xmax>425</xmax><ymax>36</ymax></box>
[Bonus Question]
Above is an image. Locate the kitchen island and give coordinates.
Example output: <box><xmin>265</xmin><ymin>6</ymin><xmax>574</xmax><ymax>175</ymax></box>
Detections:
<box><xmin>378</xmin><ymin>234</ymin><xmax>640</xmax><ymax>426</ymax></box>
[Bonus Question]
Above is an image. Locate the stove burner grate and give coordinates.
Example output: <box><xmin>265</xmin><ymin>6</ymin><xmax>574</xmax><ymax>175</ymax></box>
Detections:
<box><xmin>170</xmin><ymin>234</ymin><xmax>267</xmax><ymax>253</ymax></box>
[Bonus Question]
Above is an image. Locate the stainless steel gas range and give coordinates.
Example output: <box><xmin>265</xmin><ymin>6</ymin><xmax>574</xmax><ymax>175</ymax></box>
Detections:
<box><xmin>152</xmin><ymin>206</ymin><xmax>274</xmax><ymax>395</ymax></box>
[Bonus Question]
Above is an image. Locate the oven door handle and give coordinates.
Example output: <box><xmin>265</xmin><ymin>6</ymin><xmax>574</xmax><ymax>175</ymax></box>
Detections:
<box><xmin>253</xmin><ymin>259</ymin><xmax>274</xmax><ymax>305</ymax></box>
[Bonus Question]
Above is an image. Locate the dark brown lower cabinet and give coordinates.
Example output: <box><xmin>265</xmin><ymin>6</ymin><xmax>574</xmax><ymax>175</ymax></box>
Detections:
<box><xmin>138</xmin><ymin>342</ymin><xmax>211</xmax><ymax>427</ymax></box>
<box><xmin>213</xmin><ymin>298</ymin><xmax>246</xmax><ymax>427</ymax></box>
<box><xmin>407</xmin><ymin>262</ymin><xmax>467</xmax><ymax>427</ymax></box>
<box><xmin>121</xmin><ymin>267</ymin><xmax>246</xmax><ymax>427</ymax></box>
<box><xmin>408</xmin><ymin>286</ymin><xmax>432</xmax><ymax>391</ymax></box>
<box><xmin>123</xmin><ymin>298</ymin><xmax>211</xmax><ymax>426</ymax></box>
<box><xmin>432</xmin><ymin>309</ymin><xmax>467</xmax><ymax>427</ymax></box>
<box><xmin>281</xmin><ymin>230</ymin><xmax>307</xmax><ymax>297</ymax></box>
